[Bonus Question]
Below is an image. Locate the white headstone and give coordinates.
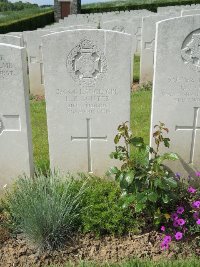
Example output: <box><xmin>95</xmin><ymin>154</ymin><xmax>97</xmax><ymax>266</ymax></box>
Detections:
<box><xmin>0</xmin><ymin>44</ymin><xmax>33</xmax><ymax>189</ymax></box>
<box><xmin>182</xmin><ymin>9</ymin><xmax>200</xmax><ymax>16</ymax></box>
<box><xmin>151</xmin><ymin>15</ymin><xmax>200</xmax><ymax>177</ymax></box>
<box><xmin>140</xmin><ymin>14</ymin><xmax>176</xmax><ymax>84</ymax></box>
<box><xmin>102</xmin><ymin>19</ymin><xmax>135</xmax><ymax>55</ymax></box>
<box><xmin>23</xmin><ymin>29</ymin><xmax>53</xmax><ymax>95</ymax></box>
<box><xmin>42</xmin><ymin>30</ymin><xmax>131</xmax><ymax>176</ymax></box>
<box><xmin>0</xmin><ymin>34</ymin><xmax>23</xmax><ymax>47</ymax></box>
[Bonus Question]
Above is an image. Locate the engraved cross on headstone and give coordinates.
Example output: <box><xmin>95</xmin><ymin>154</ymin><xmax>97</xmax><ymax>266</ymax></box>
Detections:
<box><xmin>71</xmin><ymin>118</ymin><xmax>107</xmax><ymax>173</ymax></box>
<box><xmin>0</xmin><ymin>115</ymin><xmax>20</xmax><ymax>135</ymax></box>
<box><xmin>175</xmin><ymin>107</ymin><xmax>200</xmax><ymax>164</ymax></box>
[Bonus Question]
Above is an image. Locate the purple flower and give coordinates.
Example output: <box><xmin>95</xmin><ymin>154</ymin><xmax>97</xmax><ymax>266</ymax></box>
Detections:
<box><xmin>197</xmin><ymin>219</ymin><xmax>200</xmax><ymax>225</ymax></box>
<box><xmin>177</xmin><ymin>206</ymin><xmax>184</xmax><ymax>214</ymax></box>
<box><xmin>173</xmin><ymin>220</ymin><xmax>179</xmax><ymax>227</ymax></box>
<box><xmin>171</xmin><ymin>213</ymin><xmax>178</xmax><ymax>220</ymax></box>
<box><xmin>161</xmin><ymin>241</ymin><xmax>169</xmax><ymax>250</ymax></box>
<box><xmin>163</xmin><ymin>235</ymin><xmax>172</xmax><ymax>243</ymax></box>
<box><xmin>195</xmin><ymin>172</ymin><xmax>200</xmax><ymax>177</ymax></box>
<box><xmin>161</xmin><ymin>226</ymin><xmax>165</xmax><ymax>232</ymax></box>
<box><xmin>177</xmin><ymin>218</ymin><xmax>186</xmax><ymax>226</ymax></box>
<box><xmin>175</xmin><ymin>232</ymin><xmax>183</xmax><ymax>240</ymax></box>
<box><xmin>193</xmin><ymin>212</ymin><xmax>199</xmax><ymax>220</ymax></box>
<box><xmin>175</xmin><ymin>173</ymin><xmax>181</xmax><ymax>180</ymax></box>
<box><xmin>192</xmin><ymin>201</ymin><xmax>200</xmax><ymax>209</ymax></box>
<box><xmin>188</xmin><ymin>186</ymin><xmax>197</xmax><ymax>194</ymax></box>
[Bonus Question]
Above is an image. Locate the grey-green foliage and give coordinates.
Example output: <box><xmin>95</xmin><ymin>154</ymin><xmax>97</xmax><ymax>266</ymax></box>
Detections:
<box><xmin>5</xmin><ymin>170</ymin><xmax>86</xmax><ymax>249</ymax></box>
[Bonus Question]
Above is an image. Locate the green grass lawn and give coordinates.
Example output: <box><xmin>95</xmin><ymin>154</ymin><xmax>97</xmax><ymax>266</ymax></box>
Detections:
<box><xmin>30</xmin><ymin>90</ymin><xmax>152</xmax><ymax>170</ymax></box>
<box><xmin>0</xmin><ymin>7</ymin><xmax>52</xmax><ymax>25</ymax></box>
<box><xmin>82</xmin><ymin>0</ymin><xmax>193</xmax><ymax>10</ymax></box>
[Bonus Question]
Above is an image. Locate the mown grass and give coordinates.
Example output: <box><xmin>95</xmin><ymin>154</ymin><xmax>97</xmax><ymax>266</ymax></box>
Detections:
<box><xmin>48</xmin><ymin>258</ymin><xmax>200</xmax><ymax>267</ymax></box>
<box><xmin>0</xmin><ymin>7</ymin><xmax>52</xmax><ymax>25</ymax></box>
<box><xmin>82</xmin><ymin>0</ymin><xmax>194</xmax><ymax>9</ymax></box>
<box><xmin>30</xmin><ymin>90</ymin><xmax>152</xmax><ymax>170</ymax></box>
<box><xmin>30</xmin><ymin>99</ymin><xmax>50</xmax><ymax>170</ymax></box>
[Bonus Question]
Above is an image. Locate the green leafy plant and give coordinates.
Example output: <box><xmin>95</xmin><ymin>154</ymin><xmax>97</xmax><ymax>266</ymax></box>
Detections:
<box><xmin>81</xmin><ymin>177</ymin><xmax>140</xmax><ymax>236</ymax></box>
<box><xmin>109</xmin><ymin>122</ymin><xmax>179</xmax><ymax>224</ymax></box>
<box><xmin>4</xmin><ymin>170</ymin><xmax>86</xmax><ymax>249</ymax></box>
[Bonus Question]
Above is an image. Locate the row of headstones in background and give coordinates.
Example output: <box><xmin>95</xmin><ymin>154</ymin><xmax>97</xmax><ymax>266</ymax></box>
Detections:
<box><xmin>151</xmin><ymin>14</ymin><xmax>200</xmax><ymax>178</ymax></box>
<box><xmin>0</xmin><ymin>43</ymin><xmax>33</xmax><ymax>190</ymax></box>
<box><xmin>1</xmin><ymin>14</ymin><xmax>200</xmax><ymax>189</ymax></box>
<box><xmin>2</xmin><ymin>5</ymin><xmax>200</xmax><ymax>97</ymax></box>
<box><xmin>0</xmin><ymin>29</ymin><xmax>131</xmax><ymax>189</ymax></box>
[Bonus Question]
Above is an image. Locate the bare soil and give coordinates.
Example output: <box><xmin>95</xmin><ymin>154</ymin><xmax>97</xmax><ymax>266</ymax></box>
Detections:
<box><xmin>0</xmin><ymin>231</ymin><xmax>199</xmax><ymax>267</ymax></box>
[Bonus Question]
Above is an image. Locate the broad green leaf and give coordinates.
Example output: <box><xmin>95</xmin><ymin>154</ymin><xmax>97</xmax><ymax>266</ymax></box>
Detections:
<box><xmin>148</xmin><ymin>192</ymin><xmax>158</xmax><ymax>203</ymax></box>
<box><xmin>125</xmin><ymin>171</ymin><xmax>134</xmax><ymax>185</ymax></box>
<box><xmin>135</xmin><ymin>202</ymin><xmax>146</xmax><ymax>212</ymax></box>
<box><xmin>163</xmin><ymin>177</ymin><xmax>177</xmax><ymax>188</ymax></box>
<box><xmin>108</xmin><ymin>166</ymin><xmax>119</xmax><ymax>175</ymax></box>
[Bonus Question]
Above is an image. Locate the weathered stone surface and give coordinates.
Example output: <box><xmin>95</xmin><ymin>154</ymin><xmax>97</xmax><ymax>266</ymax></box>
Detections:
<box><xmin>0</xmin><ymin>35</ymin><xmax>23</xmax><ymax>47</ymax></box>
<box><xmin>0</xmin><ymin>44</ymin><xmax>33</xmax><ymax>190</ymax></box>
<box><xmin>150</xmin><ymin>15</ymin><xmax>200</xmax><ymax>177</ymax></box>
<box><xmin>181</xmin><ymin>9</ymin><xmax>200</xmax><ymax>16</ymax></box>
<box><xmin>42</xmin><ymin>30</ymin><xmax>131</xmax><ymax>175</ymax></box>
<box><xmin>23</xmin><ymin>30</ymin><xmax>53</xmax><ymax>95</ymax></box>
<box><xmin>140</xmin><ymin>14</ymin><xmax>175</xmax><ymax>84</ymax></box>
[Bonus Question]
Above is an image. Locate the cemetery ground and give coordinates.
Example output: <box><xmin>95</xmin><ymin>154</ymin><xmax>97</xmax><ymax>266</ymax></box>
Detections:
<box><xmin>0</xmin><ymin>89</ymin><xmax>200</xmax><ymax>266</ymax></box>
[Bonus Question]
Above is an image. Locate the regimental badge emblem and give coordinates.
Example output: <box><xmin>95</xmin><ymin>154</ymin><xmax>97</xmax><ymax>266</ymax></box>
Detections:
<box><xmin>181</xmin><ymin>30</ymin><xmax>200</xmax><ymax>71</ymax></box>
<box><xmin>112</xmin><ymin>25</ymin><xmax>125</xmax><ymax>33</ymax></box>
<box><xmin>66</xmin><ymin>39</ymin><xmax>107</xmax><ymax>87</ymax></box>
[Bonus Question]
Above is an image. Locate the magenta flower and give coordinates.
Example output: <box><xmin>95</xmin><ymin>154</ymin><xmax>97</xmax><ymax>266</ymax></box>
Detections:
<box><xmin>195</xmin><ymin>171</ymin><xmax>200</xmax><ymax>177</ymax></box>
<box><xmin>177</xmin><ymin>218</ymin><xmax>186</xmax><ymax>226</ymax></box>
<box><xmin>193</xmin><ymin>212</ymin><xmax>199</xmax><ymax>220</ymax></box>
<box><xmin>171</xmin><ymin>213</ymin><xmax>178</xmax><ymax>220</ymax></box>
<box><xmin>197</xmin><ymin>219</ymin><xmax>200</xmax><ymax>225</ymax></box>
<box><xmin>177</xmin><ymin>206</ymin><xmax>184</xmax><ymax>214</ymax></box>
<box><xmin>161</xmin><ymin>241</ymin><xmax>169</xmax><ymax>250</ymax></box>
<box><xmin>161</xmin><ymin>226</ymin><xmax>165</xmax><ymax>232</ymax></box>
<box><xmin>175</xmin><ymin>232</ymin><xmax>183</xmax><ymax>240</ymax></box>
<box><xmin>192</xmin><ymin>201</ymin><xmax>200</xmax><ymax>209</ymax></box>
<box><xmin>188</xmin><ymin>186</ymin><xmax>197</xmax><ymax>194</ymax></box>
<box><xmin>163</xmin><ymin>235</ymin><xmax>172</xmax><ymax>243</ymax></box>
<box><xmin>173</xmin><ymin>220</ymin><xmax>179</xmax><ymax>227</ymax></box>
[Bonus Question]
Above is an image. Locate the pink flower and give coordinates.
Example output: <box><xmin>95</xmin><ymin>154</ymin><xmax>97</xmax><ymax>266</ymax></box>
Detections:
<box><xmin>163</xmin><ymin>235</ymin><xmax>172</xmax><ymax>243</ymax></box>
<box><xmin>177</xmin><ymin>218</ymin><xmax>186</xmax><ymax>226</ymax></box>
<box><xmin>161</xmin><ymin>226</ymin><xmax>165</xmax><ymax>232</ymax></box>
<box><xmin>193</xmin><ymin>212</ymin><xmax>199</xmax><ymax>220</ymax></box>
<box><xmin>195</xmin><ymin>172</ymin><xmax>200</xmax><ymax>177</ymax></box>
<box><xmin>188</xmin><ymin>186</ymin><xmax>197</xmax><ymax>194</ymax></box>
<box><xmin>173</xmin><ymin>220</ymin><xmax>179</xmax><ymax>227</ymax></box>
<box><xmin>177</xmin><ymin>206</ymin><xmax>184</xmax><ymax>214</ymax></box>
<box><xmin>192</xmin><ymin>201</ymin><xmax>200</xmax><ymax>209</ymax></box>
<box><xmin>197</xmin><ymin>219</ymin><xmax>200</xmax><ymax>225</ymax></box>
<box><xmin>161</xmin><ymin>241</ymin><xmax>169</xmax><ymax>250</ymax></box>
<box><xmin>171</xmin><ymin>213</ymin><xmax>178</xmax><ymax>220</ymax></box>
<box><xmin>175</xmin><ymin>232</ymin><xmax>183</xmax><ymax>240</ymax></box>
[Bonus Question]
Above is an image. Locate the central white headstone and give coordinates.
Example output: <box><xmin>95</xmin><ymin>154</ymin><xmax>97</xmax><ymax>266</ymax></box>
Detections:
<box><xmin>0</xmin><ymin>44</ymin><xmax>33</xmax><ymax>189</ymax></box>
<box><xmin>42</xmin><ymin>30</ymin><xmax>131</xmax><ymax>175</ymax></box>
<box><xmin>151</xmin><ymin>15</ymin><xmax>200</xmax><ymax>177</ymax></box>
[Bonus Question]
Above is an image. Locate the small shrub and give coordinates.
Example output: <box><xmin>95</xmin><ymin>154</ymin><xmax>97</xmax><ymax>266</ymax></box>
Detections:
<box><xmin>81</xmin><ymin>177</ymin><xmax>140</xmax><ymax>236</ymax></box>
<box><xmin>5</xmin><ymin>171</ymin><xmax>86</xmax><ymax>249</ymax></box>
<box><xmin>109</xmin><ymin>122</ymin><xmax>179</xmax><ymax>226</ymax></box>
